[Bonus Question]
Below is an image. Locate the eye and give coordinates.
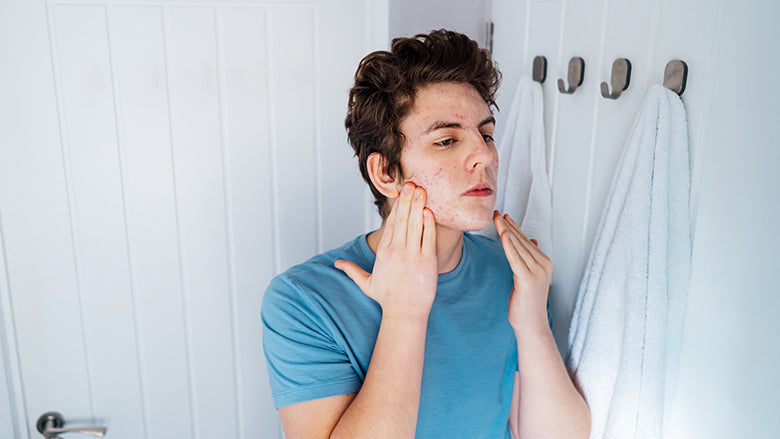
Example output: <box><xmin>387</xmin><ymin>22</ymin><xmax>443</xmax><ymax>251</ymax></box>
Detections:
<box><xmin>435</xmin><ymin>138</ymin><xmax>455</xmax><ymax>147</ymax></box>
<box><xmin>482</xmin><ymin>133</ymin><xmax>495</xmax><ymax>143</ymax></box>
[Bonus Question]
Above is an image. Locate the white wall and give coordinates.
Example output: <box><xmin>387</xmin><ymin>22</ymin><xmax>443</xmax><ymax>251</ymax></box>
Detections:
<box><xmin>0</xmin><ymin>1</ymin><xmax>387</xmax><ymax>438</ymax></box>
<box><xmin>389</xmin><ymin>0</ymin><xmax>489</xmax><ymax>43</ymax></box>
<box><xmin>667</xmin><ymin>1</ymin><xmax>780</xmax><ymax>436</ymax></box>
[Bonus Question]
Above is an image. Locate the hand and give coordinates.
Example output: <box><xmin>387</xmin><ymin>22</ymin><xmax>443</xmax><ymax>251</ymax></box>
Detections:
<box><xmin>335</xmin><ymin>183</ymin><xmax>438</xmax><ymax>321</ymax></box>
<box><xmin>493</xmin><ymin>211</ymin><xmax>552</xmax><ymax>333</ymax></box>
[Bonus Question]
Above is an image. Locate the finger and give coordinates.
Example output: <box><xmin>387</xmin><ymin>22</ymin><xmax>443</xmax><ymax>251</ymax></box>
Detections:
<box><xmin>393</xmin><ymin>182</ymin><xmax>415</xmax><ymax>246</ymax></box>
<box><xmin>421</xmin><ymin>207</ymin><xmax>436</xmax><ymax>256</ymax></box>
<box><xmin>503</xmin><ymin>214</ymin><xmax>545</xmax><ymax>265</ymax></box>
<box><xmin>502</xmin><ymin>213</ymin><xmax>527</xmax><ymax>238</ymax></box>
<box><xmin>493</xmin><ymin>210</ymin><xmax>507</xmax><ymax>236</ymax></box>
<box><xmin>505</xmin><ymin>226</ymin><xmax>540</xmax><ymax>271</ymax></box>
<box><xmin>494</xmin><ymin>212</ymin><xmax>532</xmax><ymax>269</ymax></box>
<box><xmin>334</xmin><ymin>260</ymin><xmax>370</xmax><ymax>292</ymax></box>
<box><xmin>499</xmin><ymin>229</ymin><xmax>531</xmax><ymax>274</ymax></box>
<box><xmin>407</xmin><ymin>187</ymin><xmax>426</xmax><ymax>248</ymax></box>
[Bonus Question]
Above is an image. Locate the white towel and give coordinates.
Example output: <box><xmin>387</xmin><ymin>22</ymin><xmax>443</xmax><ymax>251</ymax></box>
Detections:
<box><xmin>481</xmin><ymin>75</ymin><xmax>553</xmax><ymax>259</ymax></box>
<box><xmin>566</xmin><ymin>85</ymin><xmax>691</xmax><ymax>439</ymax></box>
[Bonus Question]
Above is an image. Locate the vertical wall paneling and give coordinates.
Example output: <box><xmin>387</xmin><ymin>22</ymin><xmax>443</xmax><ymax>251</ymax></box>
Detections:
<box><xmin>313</xmin><ymin>6</ymin><xmax>325</xmax><ymax>255</ymax></box>
<box><xmin>112</xmin><ymin>5</ymin><xmax>193</xmax><ymax>438</ymax></box>
<box><xmin>11</xmin><ymin>0</ymin><xmax>96</xmax><ymax>428</ymax></box>
<box><xmin>489</xmin><ymin>0</ymin><xmax>528</xmax><ymax>134</ymax></box>
<box><xmin>0</xmin><ymin>212</ymin><xmax>24</xmax><ymax>439</ymax></box>
<box><xmin>545</xmin><ymin>0</ymin><xmax>604</xmax><ymax>351</ymax></box>
<box><xmin>53</xmin><ymin>4</ymin><xmax>149</xmax><ymax>438</ymax></box>
<box><xmin>652</xmin><ymin>0</ymin><xmax>725</xmax><ymax>238</ymax></box>
<box><xmin>1</xmin><ymin>0</ymin><xmax>87</xmax><ymax>432</ymax></box>
<box><xmin>362</xmin><ymin>0</ymin><xmax>388</xmax><ymax>233</ymax></box>
<box><xmin>666</xmin><ymin>1</ymin><xmax>780</xmax><ymax>437</ymax></box>
<box><xmin>523</xmin><ymin>1</ymin><xmax>561</xmax><ymax>211</ymax></box>
<box><xmin>213</xmin><ymin>7</ymin><xmax>242</xmax><ymax>438</ymax></box>
<box><xmin>0</xmin><ymin>229</ymin><xmax>13</xmax><ymax>439</ymax></box>
<box><xmin>165</xmin><ymin>6</ymin><xmax>238</xmax><ymax>438</ymax></box>
<box><xmin>269</xmin><ymin>7</ymin><xmax>318</xmax><ymax>272</ymax></box>
<box><xmin>2</xmin><ymin>2</ymin><xmax>376</xmax><ymax>438</ymax></box>
<box><xmin>265</xmin><ymin>8</ymin><xmax>282</xmax><ymax>278</ymax></box>
<box><xmin>218</xmin><ymin>6</ymin><xmax>276</xmax><ymax>438</ymax></box>
<box><xmin>582</xmin><ymin>0</ymin><xmax>659</xmax><ymax>262</ymax></box>
<box><xmin>319</xmin><ymin>0</ymin><xmax>373</xmax><ymax>250</ymax></box>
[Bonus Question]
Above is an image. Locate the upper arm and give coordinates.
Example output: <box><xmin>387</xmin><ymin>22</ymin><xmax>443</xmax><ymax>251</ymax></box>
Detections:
<box><xmin>279</xmin><ymin>393</ymin><xmax>357</xmax><ymax>439</ymax></box>
<box><xmin>262</xmin><ymin>276</ymin><xmax>363</xmax><ymax>408</ymax></box>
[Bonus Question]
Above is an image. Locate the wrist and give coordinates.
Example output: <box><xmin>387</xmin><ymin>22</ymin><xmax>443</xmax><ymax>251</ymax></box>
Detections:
<box><xmin>380</xmin><ymin>308</ymin><xmax>431</xmax><ymax>326</ymax></box>
<box><xmin>377</xmin><ymin>312</ymin><xmax>431</xmax><ymax>344</ymax></box>
<box><xmin>379</xmin><ymin>295</ymin><xmax>434</xmax><ymax>323</ymax></box>
<box><xmin>511</xmin><ymin>318</ymin><xmax>553</xmax><ymax>340</ymax></box>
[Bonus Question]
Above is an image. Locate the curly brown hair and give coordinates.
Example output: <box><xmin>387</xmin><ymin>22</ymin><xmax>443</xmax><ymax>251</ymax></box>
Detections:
<box><xmin>344</xmin><ymin>29</ymin><xmax>501</xmax><ymax>219</ymax></box>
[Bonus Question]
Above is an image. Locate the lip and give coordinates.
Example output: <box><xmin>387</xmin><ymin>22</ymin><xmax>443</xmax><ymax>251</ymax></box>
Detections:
<box><xmin>463</xmin><ymin>185</ymin><xmax>494</xmax><ymax>197</ymax></box>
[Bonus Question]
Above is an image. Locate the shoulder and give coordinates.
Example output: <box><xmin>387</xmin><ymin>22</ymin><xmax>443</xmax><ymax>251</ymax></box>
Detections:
<box><xmin>262</xmin><ymin>234</ymin><xmax>373</xmax><ymax>322</ymax></box>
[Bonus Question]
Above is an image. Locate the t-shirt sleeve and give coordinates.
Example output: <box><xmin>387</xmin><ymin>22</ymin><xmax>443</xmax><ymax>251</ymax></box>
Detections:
<box><xmin>261</xmin><ymin>274</ymin><xmax>363</xmax><ymax>409</ymax></box>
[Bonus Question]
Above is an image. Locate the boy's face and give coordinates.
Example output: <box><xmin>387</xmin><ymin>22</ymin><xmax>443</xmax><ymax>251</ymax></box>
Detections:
<box><xmin>398</xmin><ymin>81</ymin><xmax>499</xmax><ymax>231</ymax></box>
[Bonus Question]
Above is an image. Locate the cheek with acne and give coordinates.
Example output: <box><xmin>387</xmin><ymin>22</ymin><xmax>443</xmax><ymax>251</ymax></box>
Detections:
<box><xmin>407</xmin><ymin>167</ymin><xmax>462</xmax><ymax>224</ymax></box>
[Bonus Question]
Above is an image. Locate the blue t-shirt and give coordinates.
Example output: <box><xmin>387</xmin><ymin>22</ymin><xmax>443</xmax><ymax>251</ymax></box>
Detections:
<box><xmin>262</xmin><ymin>232</ymin><xmax>517</xmax><ymax>438</ymax></box>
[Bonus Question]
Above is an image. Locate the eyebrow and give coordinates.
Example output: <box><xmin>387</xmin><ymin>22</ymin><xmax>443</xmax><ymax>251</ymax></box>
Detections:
<box><xmin>423</xmin><ymin>116</ymin><xmax>496</xmax><ymax>135</ymax></box>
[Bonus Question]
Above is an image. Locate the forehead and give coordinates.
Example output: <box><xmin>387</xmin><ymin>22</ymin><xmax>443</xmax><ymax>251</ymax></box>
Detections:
<box><xmin>400</xmin><ymin>82</ymin><xmax>492</xmax><ymax>135</ymax></box>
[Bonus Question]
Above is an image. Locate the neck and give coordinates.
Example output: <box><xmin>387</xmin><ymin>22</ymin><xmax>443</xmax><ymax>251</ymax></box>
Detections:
<box><xmin>366</xmin><ymin>223</ymin><xmax>464</xmax><ymax>275</ymax></box>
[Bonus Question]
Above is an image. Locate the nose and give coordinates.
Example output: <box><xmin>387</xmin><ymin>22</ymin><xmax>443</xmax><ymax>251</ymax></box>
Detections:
<box><xmin>466</xmin><ymin>130</ymin><xmax>497</xmax><ymax>171</ymax></box>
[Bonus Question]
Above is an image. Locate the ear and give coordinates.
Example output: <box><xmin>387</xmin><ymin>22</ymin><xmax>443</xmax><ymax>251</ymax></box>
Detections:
<box><xmin>367</xmin><ymin>152</ymin><xmax>402</xmax><ymax>199</ymax></box>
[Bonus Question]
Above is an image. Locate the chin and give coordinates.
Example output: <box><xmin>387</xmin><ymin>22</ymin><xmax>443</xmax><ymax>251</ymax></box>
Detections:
<box><xmin>439</xmin><ymin>213</ymin><xmax>494</xmax><ymax>232</ymax></box>
<box><xmin>428</xmin><ymin>200</ymin><xmax>495</xmax><ymax>232</ymax></box>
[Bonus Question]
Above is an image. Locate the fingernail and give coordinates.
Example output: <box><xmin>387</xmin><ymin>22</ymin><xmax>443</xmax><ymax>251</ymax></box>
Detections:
<box><xmin>403</xmin><ymin>183</ymin><xmax>413</xmax><ymax>194</ymax></box>
<box><xmin>414</xmin><ymin>188</ymin><xmax>422</xmax><ymax>199</ymax></box>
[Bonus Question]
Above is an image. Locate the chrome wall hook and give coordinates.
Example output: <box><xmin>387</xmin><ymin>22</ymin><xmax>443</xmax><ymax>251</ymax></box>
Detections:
<box><xmin>663</xmin><ymin>59</ymin><xmax>688</xmax><ymax>96</ymax></box>
<box><xmin>557</xmin><ymin>56</ymin><xmax>585</xmax><ymax>94</ymax></box>
<box><xmin>600</xmin><ymin>58</ymin><xmax>631</xmax><ymax>99</ymax></box>
<box><xmin>532</xmin><ymin>56</ymin><xmax>547</xmax><ymax>83</ymax></box>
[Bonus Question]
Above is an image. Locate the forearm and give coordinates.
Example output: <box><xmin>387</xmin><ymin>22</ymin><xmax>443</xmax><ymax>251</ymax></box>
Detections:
<box><xmin>515</xmin><ymin>326</ymin><xmax>590</xmax><ymax>439</ymax></box>
<box><xmin>331</xmin><ymin>315</ymin><xmax>428</xmax><ymax>438</ymax></box>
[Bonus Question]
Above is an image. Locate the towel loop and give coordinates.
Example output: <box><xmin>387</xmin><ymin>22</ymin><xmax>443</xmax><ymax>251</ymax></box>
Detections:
<box><xmin>557</xmin><ymin>56</ymin><xmax>585</xmax><ymax>94</ymax></box>
<box><xmin>600</xmin><ymin>58</ymin><xmax>632</xmax><ymax>99</ymax></box>
<box><xmin>532</xmin><ymin>56</ymin><xmax>547</xmax><ymax>83</ymax></box>
<box><xmin>663</xmin><ymin>60</ymin><xmax>688</xmax><ymax>96</ymax></box>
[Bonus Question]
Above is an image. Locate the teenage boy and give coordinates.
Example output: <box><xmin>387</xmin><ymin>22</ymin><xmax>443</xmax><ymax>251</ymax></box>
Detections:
<box><xmin>262</xmin><ymin>30</ymin><xmax>590</xmax><ymax>438</ymax></box>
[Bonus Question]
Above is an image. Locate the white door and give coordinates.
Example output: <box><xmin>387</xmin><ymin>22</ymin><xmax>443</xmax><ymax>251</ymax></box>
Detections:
<box><xmin>0</xmin><ymin>1</ymin><xmax>386</xmax><ymax>438</ymax></box>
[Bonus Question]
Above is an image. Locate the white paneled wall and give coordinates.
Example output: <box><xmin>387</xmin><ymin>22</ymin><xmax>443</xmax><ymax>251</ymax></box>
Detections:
<box><xmin>0</xmin><ymin>1</ymin><xmax>383</xmax><ymax>438</ymax></box>
<box><xmin>389</xmin><ymin>0</ymin><xmax>488</xmax><ymax>45</ymax></box>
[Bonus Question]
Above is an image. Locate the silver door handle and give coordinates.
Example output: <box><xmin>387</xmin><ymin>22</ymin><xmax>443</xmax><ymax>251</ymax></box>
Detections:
<box><xmin>36</xmin><ymin>411</ymin><xmax>107</xmax><ymax>439</ymax></box>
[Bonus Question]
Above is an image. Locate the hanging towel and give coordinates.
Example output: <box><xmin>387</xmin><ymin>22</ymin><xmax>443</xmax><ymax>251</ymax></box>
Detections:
<box><xmin>481</xmin><ymin>75</ymin><xmax>553</xmax><ymax>259</ymax></box>
<box><xmin>566</xmin><ymin>85</ymin><xmax>691</xmax><ymax>439</ymax></box>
